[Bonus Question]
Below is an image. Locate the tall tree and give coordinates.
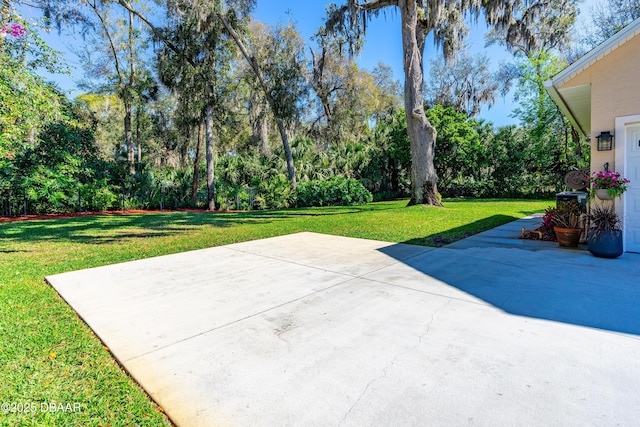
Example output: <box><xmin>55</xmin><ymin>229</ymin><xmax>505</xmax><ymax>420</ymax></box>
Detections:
<box><xmin>245</xmin><ymin>21</ymin><xmax>307</xmax><ymax>159</ymax></box>
<box><xmin>486</xmin><ymin>0</ymin><xmax>584</xmax><ymax>170</ymax></box>
<box><xmin>512</xmin><ymin>49</ymin><xmax>587</xmax><ymax>169</ymax></box>
<box><xmin>241</xmin><ymin>25</ymin><xmax>272</xmax><ymax>157</ymax></box>
<box><xmin>75</xmin><ymin>93</ymin><xmax>125</xmax><ymax>159</ymax></box>
<box><xmin>79</xmin><ymin>0</ymin><xmax>152</xmax><ymax>175</ymax></box>
<box><xmin>584</xmin><ymin>0</ymin><xmax>640</xmax><ymax>48</ymax></box>
<box><xmin>310</xmin><ymin>30</ymin><xmax>386</xmax><ymax>146</ymax></box>
<box><xmin>1</xmin><ymin>0</ymin><xmax>67</xmax><ymax>154</ymax></box>
<box><xmin>325</xmin><ymin>0</ymin><xmax>577</xmax><ymax>206</ymax></box>
<box><xmin>115</xmin><ymin>0</ymin><xmax>302</xmax><ymax>191</ymax></box>
<box><xmin>215</xmin><ymin>11</ymin><xmax>300</xmax><ymax>189</ymax></box>
<box><xmin>309</xmin><ymin>30</ymin><xmax>345</xmax><ymax>142</ymax></box>
<box><xmin>155</xmin><ymin>37</ymin><xmax>206</xmax><ymax>203</ymax></box>
<box><xmin>426</xmin><ymin>104</ymin><xmax>485</xmax><ymax>191</ymax></box>
<box><xmin>425</xmin><ymin>49</ymin><xmax>499</xmax><ymax>117</ymax></box>
<box><xmin>156</xmin><ymin>0</ymin><xmax>240</xmax><ymax>211</ymax></box>
<box><xmin>370</xmin><ymin>63</ymin><xmax>403</xmax><ymax>123</ymax></box>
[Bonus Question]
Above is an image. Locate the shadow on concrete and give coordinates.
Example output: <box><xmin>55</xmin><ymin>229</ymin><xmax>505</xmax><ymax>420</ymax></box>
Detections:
<box><xmin>378</xmin><ymin>219</ymin><xmax>640</xmax><ymax>336</ymax></box>
<box><xmin>403</xmin><ymin>214</ymin><xmax>518</xmax><ymax>247</ymax></box>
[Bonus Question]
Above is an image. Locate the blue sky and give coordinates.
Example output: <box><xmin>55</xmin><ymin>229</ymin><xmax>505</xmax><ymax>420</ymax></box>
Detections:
<box><xmin>34</xmin><ymin>0</ymin><xmax>597</xmax><ymax>128</ymax></box>
<box><xmin>253</xmin><ymin>0</ymin><xmax>598</xmax><ymax>127</ymax></box>
<box><xmin>253</xmin><ymin>1</ymin><xmax>522</xmax><ymax>126</ymax></box>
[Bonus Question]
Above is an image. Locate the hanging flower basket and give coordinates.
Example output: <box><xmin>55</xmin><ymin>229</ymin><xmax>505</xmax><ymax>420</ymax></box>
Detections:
<box><xmin>588</xmin><ymin>171</ymin><xmax>630</xmax><ymax>200</ymax></box>
<box><xmin>595</xmin><ymin>189</ymin><xmax>614</xmax><ymax>200</ymax></box>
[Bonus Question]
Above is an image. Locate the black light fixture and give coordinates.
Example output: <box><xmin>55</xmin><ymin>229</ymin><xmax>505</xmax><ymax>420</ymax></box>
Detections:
<box><xmin>596</xmin><ymin>131</ymin><xmax>614</xmax><ymax>151</ymax></box>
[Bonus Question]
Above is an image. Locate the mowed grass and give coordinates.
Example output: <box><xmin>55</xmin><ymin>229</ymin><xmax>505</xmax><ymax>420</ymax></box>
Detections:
<box><xmin>0</xmin><ymin>198</ymin><xmax>549</xmax><ymax>426</ymax></box>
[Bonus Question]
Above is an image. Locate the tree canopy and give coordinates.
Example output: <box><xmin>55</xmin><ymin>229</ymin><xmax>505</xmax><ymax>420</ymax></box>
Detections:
<box><xmin>324</xmin><ymin>0</ymin><xmax>580</xmax><ymax>206</ymax></box>
<box><xmin>0</xmin><ymin>0</ymin><xmax>594</xmax><ymax>216</ymax></box>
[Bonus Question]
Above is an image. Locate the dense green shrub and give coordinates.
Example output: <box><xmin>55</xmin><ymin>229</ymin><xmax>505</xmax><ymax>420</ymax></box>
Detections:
<box><xmin>215</xmin><ymin>181</ymin><xmax>257</xmax><ymax>210</ymax></box>
<box><xmin>80</xmin><ymin>179</ymin><xmax>120</xmax><ymax>211</ymax></box>
<box><xmin>3</xmin><ymin>122</ymin><xmax>120</xmax><ymax>214</ymax></box>
<box><xmin>117</xmin><ymin>166</ymin><xmax>194</xmax><ymax>210</ymax></box>
<box><xmin>296</xmin><ymin>177</ymin><xmax>372</xmax><ymax>207</ymax></box>
<box><xmin>254</xmin><ymin>175</ymin><xmax>296</xmax><ymax>210</ymax></box>
<box><xmin>441</xmin><ymin>180</ymin><xmax>492</xmax><ymax>198</ymax></box>
<box><xmin>366</xmin><ymin>110</ymin><xmax>411</xmax><ymax>197</ymax></box>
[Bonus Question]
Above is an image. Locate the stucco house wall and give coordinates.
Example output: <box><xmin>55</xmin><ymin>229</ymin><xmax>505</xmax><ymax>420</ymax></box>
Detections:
<box><xmin>559</xmin><ymin>34</ymin><xmax>640</xmax><ymax>174</ymax></box>
<box><xmin>546</xmin><ymin>18</ymin><xmax>640</xmax><ymax>251</ymax></box>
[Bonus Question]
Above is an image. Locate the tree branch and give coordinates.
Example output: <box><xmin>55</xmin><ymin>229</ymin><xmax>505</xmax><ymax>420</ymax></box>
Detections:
<box><xmin>115</xmin><ymin>0</ymin><xmax>196</xmax><ymax>68</ymax></box>
<box><xmin>214</xmin><ymin>11</ymin><xmax>297</xmax><ymax>188</ymax></box>
<box><xmin>88</xmin><ymin>1</ymin><xmax>122</xmax><ymax>83</ymax></box>
<box><xmin>324</xmin><ymin>0</ymin><xmax>399</xmax><ymax>57</ymax></box>
<box><xmin>215</xmin><ymin>12</ymin><xmax>275</xmax><ymax>109</ymax></box>
<box><xmin>127</xmin><ymin>9</ymin><xmax>135</xmax><ymax>88</ymax></box>
<box><xmin>359</xmin><ymin>0</ymin><xmax>399</xmax><ymax>11</ymax></box>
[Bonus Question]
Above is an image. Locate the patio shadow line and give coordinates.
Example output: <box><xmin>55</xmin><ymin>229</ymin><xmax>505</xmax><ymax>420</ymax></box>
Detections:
<box><xmin>378</xmin><ymin>219</ymin><xmax>640</xmax><ymax>336</ymax></box>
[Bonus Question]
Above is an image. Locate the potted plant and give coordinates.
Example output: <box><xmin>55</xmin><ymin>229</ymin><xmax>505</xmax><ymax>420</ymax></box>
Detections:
<box><xmin>588</xmin><ymin>170</ymin><xmax>630</xmax><ymax>200</ymax></box>
<box><xmin>552</xmin><ymin>201</ymin><xmax>584</xmax><ymax>247</ymax></box>
<box><xmin>587</xmin><ymin>205</ymin><xmax>623</xmax><ymax>258</ymax></box>
<box><xmin>539</xmin><ymin>206</ymin><xmax>560</xmax><ymax>241</ymax></box>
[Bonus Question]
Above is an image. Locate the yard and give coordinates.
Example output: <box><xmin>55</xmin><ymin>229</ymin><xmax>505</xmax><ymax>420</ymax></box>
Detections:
<box><xmin>0</xmin><ymin>198</ymin><xmax>549</xmax><ymax>426</ymax></box>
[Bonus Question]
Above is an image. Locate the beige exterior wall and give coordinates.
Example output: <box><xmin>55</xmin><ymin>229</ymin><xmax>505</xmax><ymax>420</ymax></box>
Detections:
<box><xmin>560</xmin><ymin>35</ymin><xmax>640</xmax><ymax>174</ymax></box>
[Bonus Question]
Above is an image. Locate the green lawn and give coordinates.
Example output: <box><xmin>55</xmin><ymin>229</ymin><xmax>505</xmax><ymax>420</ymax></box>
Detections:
<box><xmin>0</xmin><ymin>198</ymin><xmax>549</xmax><ymax>426</ymax></box>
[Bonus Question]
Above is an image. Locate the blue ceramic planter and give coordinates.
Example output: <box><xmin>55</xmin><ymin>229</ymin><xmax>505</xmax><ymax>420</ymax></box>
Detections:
<box><xmin>588</xmin><ymin>230</ymin><xmax>623</xmax><ymax>258</ymax></box>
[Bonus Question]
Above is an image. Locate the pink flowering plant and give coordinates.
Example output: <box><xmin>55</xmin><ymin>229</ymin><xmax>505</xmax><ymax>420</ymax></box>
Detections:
<box><xmin>1</xmin><ymin>24</ymin><xmax>27</xmax><ymax>37</ymax></box>
<box><xmin>587</xmin><ymin>171</ymin><xmax>630</xmax><ymax>199</ymax></box>
<box><xmin>540</xmin><ymin>206</ymin><xmax>559</xmax><ymax>239</ymax></box>
<box><xmin>539</xmin><ymin>200</ymin><xmax>585</xmax><ymax>239</ymax></box>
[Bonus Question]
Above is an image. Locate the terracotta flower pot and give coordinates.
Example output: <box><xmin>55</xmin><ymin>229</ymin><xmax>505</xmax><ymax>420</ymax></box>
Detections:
<box><xmin>554</xmin><ymin>227</ymin><xmax>582</xmax><ymax>247</ymax></box>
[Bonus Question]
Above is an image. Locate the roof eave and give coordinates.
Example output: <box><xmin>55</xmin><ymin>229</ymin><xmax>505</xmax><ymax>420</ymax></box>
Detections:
<box><xmin>544</xmin><ymin>17</ymin><xmax>640</xmax><ymax>138</ymax></box>
<box><xmin>544</xmin><ymin>80</ymin><xmax>588</xmax><ymax>138</ymax></box>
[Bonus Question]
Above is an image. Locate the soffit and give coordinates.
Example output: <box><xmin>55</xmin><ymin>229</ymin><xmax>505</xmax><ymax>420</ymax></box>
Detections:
<box><xmin>557</xmin><ymin>84</ymin><xmax>591</xmax><ymax>136</ymax></box>
<box><xmin>544</xmin><ymin>17</ymin><xmax>640</xmax><ymax>137</ymax></box>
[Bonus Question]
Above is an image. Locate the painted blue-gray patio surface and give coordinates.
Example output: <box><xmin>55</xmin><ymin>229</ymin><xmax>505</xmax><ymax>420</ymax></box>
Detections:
<box><xmin>46</xmin><ymin>215</ymin><xmax>640</xmax><ymax>426</ymax></box>
<box><xmin>386</xmin><ymin>215</ymin><xmax>640</xmax><ymax>336</ymax></box>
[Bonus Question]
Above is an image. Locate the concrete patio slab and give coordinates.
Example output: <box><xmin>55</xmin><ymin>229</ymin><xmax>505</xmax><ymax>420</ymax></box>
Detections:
<box><xmin>225</xmin><ymin>231</ymin><xmax>434</xmax><ymax>276</ymax></box>
<box><xmin>46</xmin><ymin>220</ymin><xmax>640</xmax><ymax>426</ymax></box>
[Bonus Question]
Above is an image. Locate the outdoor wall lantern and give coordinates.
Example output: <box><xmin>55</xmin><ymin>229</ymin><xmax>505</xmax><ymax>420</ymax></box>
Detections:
<box><xmin>596</xmin><ymin>131</ymin><xmax>614</xmax><ymax>151</ymax></box>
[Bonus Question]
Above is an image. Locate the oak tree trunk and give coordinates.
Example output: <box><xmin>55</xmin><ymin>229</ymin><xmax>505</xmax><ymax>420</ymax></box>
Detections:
<box><xmin>399</xmin><ymin>0</ymin><xmax>442</xmax><ymax>206</ymax></box>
